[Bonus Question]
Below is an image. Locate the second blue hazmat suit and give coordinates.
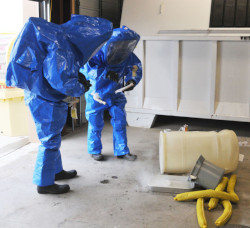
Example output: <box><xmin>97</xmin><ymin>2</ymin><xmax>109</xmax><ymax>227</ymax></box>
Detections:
<box><xmin>80</xmin><ymin>26</ymin><xmax>142</xmax><ymax>158</ymax></box>
<box><xmin>6</xmin><ymin>15</ymin><xmax>113</xmax><ymax>188</ymax></box>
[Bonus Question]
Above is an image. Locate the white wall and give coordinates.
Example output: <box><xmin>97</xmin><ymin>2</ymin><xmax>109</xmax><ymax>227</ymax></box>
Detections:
<box><xmin>0</xmin><ymin>0</ymin><xmax>38</xmax><ymax>33</ymax></box>
<box><xmin>121</xmin><ymin>0</ymin><xmax>212</xmax><ymax>35</ymax></box>
<box><xmin>23</xmin><ymin>0</ymin><xmax>39</xmax><ymax>26</ymax></box>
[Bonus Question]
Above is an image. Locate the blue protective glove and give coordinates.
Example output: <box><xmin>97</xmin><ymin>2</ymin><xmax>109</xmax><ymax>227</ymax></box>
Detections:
<box><xmin>78</xmin><ymin>72</ymin><xmax>92</xmax><ymax>92</ymax></box>
<box><xmin>124</xmin><ymin>80</ymin><xmax>136</xmax><ymax>91</ymax></box>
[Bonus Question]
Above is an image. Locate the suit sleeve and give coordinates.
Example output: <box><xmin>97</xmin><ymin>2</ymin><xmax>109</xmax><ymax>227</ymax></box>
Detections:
<box><xmin>80</xmin><ymin>53</ymin><xmax>106</xmax><ymax>81</ymax></box>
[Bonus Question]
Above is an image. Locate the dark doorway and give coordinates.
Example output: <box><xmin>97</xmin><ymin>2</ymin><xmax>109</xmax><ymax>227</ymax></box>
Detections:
<box><xmin>51</xmin><ymin>0</ymin><xmax>75</xmax><ymax>24</ymax></box>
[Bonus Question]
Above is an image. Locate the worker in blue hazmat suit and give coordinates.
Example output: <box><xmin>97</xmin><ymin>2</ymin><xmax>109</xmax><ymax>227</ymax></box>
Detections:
<box><xmin>80</xmin><ymin>26</ymin><xmax>142</xmax><ymax>161</ymax></box>
<box><xmin>6</xmin><ymin>15</ymin><xmax>113</xmax><ymax>194</ymax></box>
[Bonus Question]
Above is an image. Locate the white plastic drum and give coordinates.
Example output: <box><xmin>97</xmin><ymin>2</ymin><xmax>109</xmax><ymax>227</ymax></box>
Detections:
<box><xmin>159</xmin><ymin>130</ymin><xmax>239</xmax><ymax>174</ymax></box>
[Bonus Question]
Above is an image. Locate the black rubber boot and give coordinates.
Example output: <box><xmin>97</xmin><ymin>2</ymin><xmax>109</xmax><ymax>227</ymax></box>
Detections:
<box><xmin>117</xmin><ymin>153</ymin><xmax>137</xmax><ymax>161</ymax></box>
<box><xmin>37</xmin><ymin>184</ymin><xmax>70</xmax><ymax>194</ymax></box>
<box><xmin>55</xmin><ymin>170</ymin><xmax>77</xmax><ymax>181</ymax></box>
<box><xmin>91</xmin><ymin>154</ymin><xmax>104</xmax><ymax>161</ymax></box>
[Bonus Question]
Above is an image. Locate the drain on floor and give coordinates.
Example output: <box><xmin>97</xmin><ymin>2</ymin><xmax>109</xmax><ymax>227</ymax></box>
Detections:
<box><xmin>100</xmin><ymin>179</ymin><xmax>109</xmax><ymax>184</ymax></box>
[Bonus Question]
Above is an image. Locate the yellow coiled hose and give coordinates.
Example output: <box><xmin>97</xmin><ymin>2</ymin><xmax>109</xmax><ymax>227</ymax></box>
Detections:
<box><xmin>215</xmin><ymin>200</ymin><xmax>233</xmax><ymax>226</ymax></box>
<box><xmin>174</xmin><ymin>174</ymin><xmax>239</xmax><ymax>227</ymax></box>
<box><xmin>208</xmin><ymin>177</ymin><xmax>229</xmax><ymax>210</ymax></box>
<box><xmin>174</xmin><ymin>189</ymin><xmax>239</xmax><ymax>203</ymax></box>
<box><xmin>196</xmin><ymin>198</ymin><xmax>207</xmax><ymax>228</ymax></box>
<box><xmin>214</xmin><ymin>174</ymin><xmax>237</xmax><ymax>226</ymax></box>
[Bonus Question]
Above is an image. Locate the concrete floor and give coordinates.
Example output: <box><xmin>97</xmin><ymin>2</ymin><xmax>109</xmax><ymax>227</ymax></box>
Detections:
<box><xmin>0</xmin><ymin>117</ymin><xmax>250</xmax><ymax>228</ymax></box>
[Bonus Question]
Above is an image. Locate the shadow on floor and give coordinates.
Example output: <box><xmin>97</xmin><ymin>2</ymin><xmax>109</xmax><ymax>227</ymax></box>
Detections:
<box><xmin>153</xmin><ymin>115</ymin><xmax>250</xmax><ymax>137</ymax></box>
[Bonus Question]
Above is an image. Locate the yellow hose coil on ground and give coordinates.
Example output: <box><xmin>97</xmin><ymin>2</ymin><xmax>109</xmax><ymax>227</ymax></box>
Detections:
<box><xmin>215</xmin><ymin>200</ymin><xmax>233</xmax><ymax>226</ymax></box>
<box><xmin>174</xmin><ymin>174</ymin><xmax>238</xmax><ymax>227</ymax></box>
<box><xmin>208</xmin><ymin>177</ymin><xmax>229</xmax><ymax>210</ymax></box>
<box><xmin>174</xmin><ymin>189</ymin><xmax>239</xmax><ymax>203</ymax></box>
<box><xmin>214</xmin><ymin>174</ymin><xmax>237</xmax><ymax>226</ymax></box>
<box><xmin>196</xmin><ymin>198</ymin><xmax>207</xmax><ymax>228</ymax></box>
<box><xmin>227</xmin><ymin>174</ymin><xmax>237</xmax><ymax>194</ymax></box>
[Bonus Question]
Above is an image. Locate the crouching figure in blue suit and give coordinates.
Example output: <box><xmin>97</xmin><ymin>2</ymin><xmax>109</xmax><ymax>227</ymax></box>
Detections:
<box><xmin>6</xmin><ymin>15</ymin><xmax>112</xmax><ymax>194</ymax></box>
<box><xmin>80</xmin><ymin>26</ymin><xmax>142</xmax><ymax>161</ymax></box>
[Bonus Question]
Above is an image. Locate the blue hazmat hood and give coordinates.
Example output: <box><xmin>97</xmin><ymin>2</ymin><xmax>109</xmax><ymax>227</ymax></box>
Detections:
<box><xmin>6</xmin><ymin>15</ymin><xmax>113</xmax><ymax>101</ymax></box>
<box><xmin>104</xmin><ymin>26</ymin><xmax>140</xmax><ymax>65</ymax></box>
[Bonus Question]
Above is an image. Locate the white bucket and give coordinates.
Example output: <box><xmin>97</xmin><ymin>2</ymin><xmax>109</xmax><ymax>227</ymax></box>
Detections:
<box><xmin>159</xmin><ymin>130</ymin><xmax>239</xmax><ymax>174</ymax></box>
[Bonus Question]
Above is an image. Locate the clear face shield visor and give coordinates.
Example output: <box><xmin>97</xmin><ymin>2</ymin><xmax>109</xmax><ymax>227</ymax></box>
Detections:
<box><xmin>107</xmin><ymin>40</ymin><xmax>137</xmax><ymax>65</ymax></box>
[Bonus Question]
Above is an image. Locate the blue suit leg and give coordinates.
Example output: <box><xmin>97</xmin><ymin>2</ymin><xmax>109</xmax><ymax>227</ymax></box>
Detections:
<box><xmin>86</xmin><ymin>110</ymin><xmax>105</xmax><ymax>155</ymax></box>
<box><xmin>108</xmin><ymin>97</ymin><xmax>130</xmax><ymax>156</ymax></box>
<box><xmin>27</xmin><ymin>95</ymin><xmax>68</xmax><ymax>186</ymax></box>
<box><xmin>55</xmin><ymin>152</ymin><xmax>63</xmax><ymax>174</ymax></box>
